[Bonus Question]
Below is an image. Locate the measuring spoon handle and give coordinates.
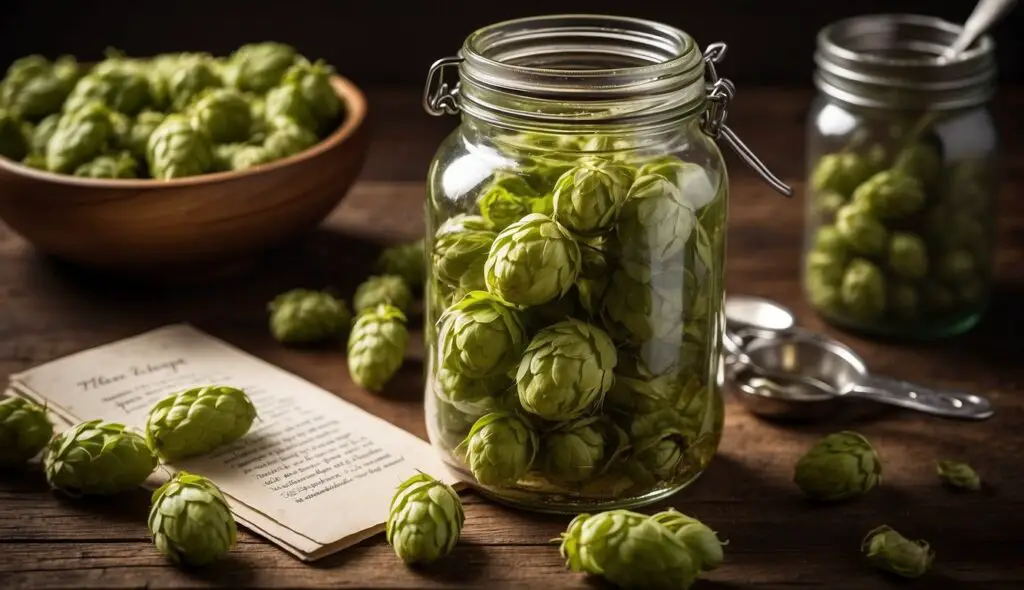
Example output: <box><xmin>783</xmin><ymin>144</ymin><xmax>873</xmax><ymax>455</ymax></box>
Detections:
<box><xmin>849</xmin><ymin>375</ymin><xmax>994</xmax><ymax>420</ymax></box>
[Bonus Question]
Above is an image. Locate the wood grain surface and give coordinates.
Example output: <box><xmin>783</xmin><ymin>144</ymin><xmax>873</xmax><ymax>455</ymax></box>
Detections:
<box><xmin>0</xmin><ymin>87</ymin><xmax>1022</xmax><ymax>589</ymax></box>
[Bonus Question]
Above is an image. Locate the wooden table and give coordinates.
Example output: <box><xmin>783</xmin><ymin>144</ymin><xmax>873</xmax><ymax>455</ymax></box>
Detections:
<box><xmin>1</xmin><ymin>88</ymin><xmax>1023</xmax><ymax>589</ymax></box>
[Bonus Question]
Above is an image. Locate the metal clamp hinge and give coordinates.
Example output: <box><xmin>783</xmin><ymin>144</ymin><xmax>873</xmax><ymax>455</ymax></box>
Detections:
<box><xmin>423</xmin><ymin>56</ymin><xmax>463</xmax><ymax>116</ymax></box>
<box><xmin>701</xmin><ymin>43</ymin><xmax>793</xmax><ymax>197</ymax></box>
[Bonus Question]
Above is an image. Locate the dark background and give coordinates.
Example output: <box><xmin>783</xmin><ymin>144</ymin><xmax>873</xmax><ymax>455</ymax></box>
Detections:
<box><xmin>2</xmin><ymin>0</ymin><xmax>1022</xmax><ymax>88</ymax></box>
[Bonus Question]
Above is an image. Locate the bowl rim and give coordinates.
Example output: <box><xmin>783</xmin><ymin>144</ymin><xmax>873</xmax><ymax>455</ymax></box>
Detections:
<box><xmin>0</xmin><ymin>74</ymin><xmax>367</xmax><ymax>188</ymax></box>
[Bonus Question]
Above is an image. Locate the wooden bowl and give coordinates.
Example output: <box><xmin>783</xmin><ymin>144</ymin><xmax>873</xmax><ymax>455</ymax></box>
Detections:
<box><xmin>0</xmin><ymin>76</ymin><xmax>368</xmax><ymax>282</ymax></box>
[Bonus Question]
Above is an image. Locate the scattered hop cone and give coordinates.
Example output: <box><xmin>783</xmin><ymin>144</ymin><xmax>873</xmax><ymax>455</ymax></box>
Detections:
<box><xmin>268</xmin><ymin>288</ymin><xmax>352</xmax><ymax>344</ymax></box>
<box><xmin>862</xmin><ymin>525</ymin><xmax>934</xmax><ymax>579</ymax></box>
<box><xmin>852</xmin><ymin>170</ymin><xmax>926</xmax><ymax>220</ymax></box>
<box><xmin>811</xmin><ymin>152</ymin><xmax>873</xmax><ymax>198</ymax></box>
<box><xmin>835</xmin><ymin>203</ymin><xmax>887</xmax><ymax>256</ymax></box>
<box><xmin>650</xmin><ymin>509</ymin><xmax>725</xmax><ymax>571</ymax></box>
<box><xmin>637</xmin><ymin>156</ymin><xmax>718</xmax><ymax>210</ymax></box>
<box><xmin>936</xmin><ymin>460</ymin><xmax>981</xmax><ymax>491</ymax></box>
<box><xmin>147</xmin><ymin>114</ymin><xmax>214</xmax><ymax>179</ymax></box>
<box><xmin>558</xmin><ymin>510</ymin><xmax>698</xmax><ymax>590</ymax></box>
<box><xmin>225</xmin><ymin>42</ymin><xmax>298</xmax><ymax>94</ymax></box>
<box><xmin>347</xmin><ymin>304</ymin><xmax>409</xmax><ymax>392</ymax></box>
<box><xmin>437</xmin><ymin>291</ymin><xmax>526</xmax><ymax>379</ymax></box>
<box><xmin>145</xmin><ymin>386</ymin><xmax>258</xmax><ymax>461</ymax></box>
<box><xmin>484</xmin><ymin>213</ymin><xmax>581</xmax><ymax>306</ymax></box>
<box><xmin>386</xmin><ymin>472</ymin><xmax>464</xmax><ymax>565</ymax></box>
<box><xmin>377</xmin><ymin>239</ymin><xmax>426</xmax><ymax>291</ymax></box>
<box><xmin>552</xmin><ymin>157</ymin><xmax>633</xmax><ymax>235</ymax></box>
<box><xmin>840</xmin><ymin>258</ymin><xmax>886</xmax><ymax>320</ymax></box>
<box><xmin>432</xmin><ymin>215</ymin><xmax>496</xmax><ymax>290</ymax></box>
<box><xmin>44</xmin><ymin>420</ymin><xmax>157</xmax><ymax>495</ymax></box>
<box><xmin>516</xmin><ymin>319</ymin><xmax>617</xmax><ymax>421</ymax></box>
<box><xmin>794</xmin><ymin>431</ymin><xmax>881</xmax><ymax>501</ymax></box>
<box><xmin>0</xmin><ymin>397</ymin><xmax>54</xmax><ymax>466</ymax></box>
<box><xmin>149</xmin><ymin>471</ymin><xmax>237</xmax><ymax>566</ymax></box>
<box><xmin>189</xmin><ymin>88</ymin><xmax>253</xmax><ymax>144</ymax></box>
<box><xmin>354</xmin><ymin>275</ymin><xmax>413</xmax><ymax>313</ymax></box>
<box><xmin>459</xmin><ymin>412</ymin><xmax>537</xmax><ymax>486</ymax></box>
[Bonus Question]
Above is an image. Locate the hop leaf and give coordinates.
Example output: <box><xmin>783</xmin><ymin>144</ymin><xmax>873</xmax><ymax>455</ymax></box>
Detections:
<box><xmin>354</xmin><ymin>275</ymin><xmax>413</xmax><ymax>314</ymax></box>
<box><xmin>458</xmin><ymin>411</ymin><xmax>537</xmax><ymax>486</ymax></box>
<box><xmin>145</xmin><ymin>386</ymin><xmax>258</xmax><ymax>461</ymax></box>
<box><xmin>432</xmin><ymin>215</ymin><xmax>496</xmax><ymax>290</ymax></box>
<box><xmin>146</xmin><ymin>114</ymin><xmax>213</xmax><ymax>179</ymax></box>
<box><xmin>552</xmin><ymin>157</ymin><xmax>634</xmax><ymax>235</ymax></box>
<box><xmin>189</xmin><ymin>88</ymin><xmax>253</xmax><ymax>144</ymax></box>
<box><xmin>224</xmin><ymin>42</ymin><xmax>298</xmax><ymax>94</ymax></box>
<box><xmin>149</xmin><ymin>471</ymin><xmax>237</xmax><ymax>566</ymax></box>
<box><xmin>936</xmin><ymin>460</ymin><xmax>981</xmax><ymax>491</ymax></box>
<box><xmin>0</xmin><ymin>397</ymin><xmax>54</xmax><ymax>465</ymax></box>
<box><xmin>437</xmin><ymin>291</ymin><xmax>526</xmax><ymax>379</ymax></box>
<box><xmin>862</xmin><ymin>525</ymin><xmax>934</xmax><ymax>579</ymax></box>
<box><xmin>347</xmin><ymin>304</ymin><xmax>408</xmax><ymax>392</ymax></box>
<box><xmin>377</xmin><ymin>239</ymin><xmax>426</xmax><ymax>291</ymax></box>
<box><xmin>650</xmin><ymin>509</ymin><xmax>725</xmax><ymax>571</ymax></box>
<box><xmin>268</xmin><ymin>288</ymin><xmax>352</xmax><ymax>344</ymax></box>
<box><xmin>516</xmin><ymin>318</ymin><xmax>617</xmax><ymax>421</ymax></box>
<box><xmin>794</xmin><ymin>431</ymin><xmax>881</xmax><ymax>501</ymax></box>
<box><xmin>484</xmin><ymin>213</ymin><xmax>581</xmax><ymax>306</ymax></box>
<box><xmin>44</xmin><ymin>420</ymin><xmax>157</xmax><ymax>495</ymax></box>
<box><xmin>386</xmin><ymin>472</ymin><xmax>464</xmax><ymax>565</ymax></box>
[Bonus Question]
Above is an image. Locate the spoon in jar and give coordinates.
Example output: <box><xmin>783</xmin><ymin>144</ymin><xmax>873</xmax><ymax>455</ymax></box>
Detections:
<box><xmin>939</xmin><ymin>0</ymin><xmax>1017</xmax><ymax>62</ymax></box>
<box><xmin>723</xmin><ymin>295</ymin><xmax>995</xmax><ymax>421</ymax></box>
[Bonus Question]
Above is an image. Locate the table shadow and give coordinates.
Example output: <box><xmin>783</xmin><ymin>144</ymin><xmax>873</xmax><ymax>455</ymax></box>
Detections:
<box><xmin>51</xmin><ymin>486</ymin><xmax>152</xmax><ymax>526</ymax></box>
<box><xmin>178</xmin><ymin>553</ymin><xmax>257</xmax><ymax>586</ymax></box>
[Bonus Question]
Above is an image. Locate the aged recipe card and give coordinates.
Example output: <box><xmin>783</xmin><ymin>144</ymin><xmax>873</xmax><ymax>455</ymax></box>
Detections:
<box><xmin>8</xmin><ymin>324</ymin><xmax>456</xmax><ymax>561</ymax></box>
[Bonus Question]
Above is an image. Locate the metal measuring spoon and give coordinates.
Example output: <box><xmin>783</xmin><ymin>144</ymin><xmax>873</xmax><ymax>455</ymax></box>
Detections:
<box><xmin>722</xmin><ymin>295</ymin><xmax>995</xmax><ymax>421</ymax></box>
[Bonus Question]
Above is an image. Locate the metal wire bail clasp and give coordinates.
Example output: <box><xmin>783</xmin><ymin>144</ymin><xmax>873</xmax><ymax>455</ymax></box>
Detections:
<box><xmin>701</xmin><ymin>43</ymin><xmax>793</xmax><ymax>197</ymax></box>
<box><xmin>423</xmin><ymin>56</ymin><xmax>464</xmax><ymax>116</ymax></box>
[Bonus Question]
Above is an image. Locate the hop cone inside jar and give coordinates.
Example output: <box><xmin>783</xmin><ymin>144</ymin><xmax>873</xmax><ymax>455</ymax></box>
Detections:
<box><xmin>432</xmin><ymin>215</ymin><xmax>496</xmax><ymax>291</ymax></box>
<box><xmin>541</xmin><ymin>417</ymin><xmax>627</xmax><ymax>485</ymax></box>
<box><xmin>0</xmin><ymin>397</ymin><xmax>54</xmax><ymax>466</ymax></box>
<box><xmin>515</xmin><ymin>318</ymin><xmax>617</xmax><ymax>421</ymax></box>
<box><xmin>552</xmin><ymin>157</ymin><xmax>634</xmax><ymax>235</ymax></box>
<box><xmin>385</xmin><ymin>472</ymin><xmax>464</xmax><ymax>565</ymax></box>
<box><xmin>437</xmin><ymin>291</ymin><xmax>526</xmax><ymax>379</ymax></box>
<box><xmin>616</xmin><ymin>174</ymin><xmax>697</xmax><ymax>267</ymax></box>
<box><xmin>794</xmin><ymin>431</ymin><xmax>881</xmax><ymax>501</ymax></box>
<box><xmin>637</xmin><ymin>156</ymin><xmax>719</xmax><ymax>210</ymax></box>
<box><xmin>458</xmin><ymin>411</ymin><xmax>537</xmax><ymax>486</ymax></box>
<box><xmin>354</xmin><ymin>275</ymin><xmax>414</xmax><ymax>313</ymax></box>
<box><xmin>149</xmin><ymin>471</ymin><xmax>237</xmax><ymax>566</ymax></box>
<box><xmin>601</xmin><ymin>268</ymin><xmax>685</xmax><ymax>345</ymax></box>
<box><xmin>478</xmin><ymin>174</ymin><xmax>537</xmax><ymax>231</ymax></box>
<box><xmin>484</xmin><ymin>213</ymin><xmax>581</xmax><ymax>306</ymax></box>
<box><xmin>44</xmin><ymin>420</ymin><xmax>157</xmax><ymax>495</ymax></box>
<box><xmin>811</xmin><ymin>152</ymin><xmax>873</xmax><ymax>198</ymax></box>
<box><xmin>435</xmin><ymin>366</ymin><xmax>511</xmax><ymax>418</ymax></box>
<box><xmin>347</xmin><ymin>304</ymin><xmax>409</xmax><ymax>392</ymax></box>
<box><xmin>268</xmin><ymin>288</ymin><xmax>352</xmax><ymax>345</ymax></box>
<box><xmin>650</xmin><ymin>509</ymin><xmax>725</xmax><ymax>572</ymax></box>
<box><xmin>852</xmin><ymin>170</ymin><xmax>926</xmax><ymax>220</ymax></box>
<box><xmin>145</xmin><ymin>386</ymin><xmax>258</xmax><ymax>461</ymax></box>
<box><xmin>558</xmin><ymin>510</ymin><xmax>698</xmax><ymax>590</ymax></box>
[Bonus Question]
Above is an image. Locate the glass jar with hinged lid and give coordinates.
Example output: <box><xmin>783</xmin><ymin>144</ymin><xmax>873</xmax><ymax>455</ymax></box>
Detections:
<box><xmin>804</xmin><ymin>14</ymin><xmax>999</xmax><ymax>339</ymax></box>
<box><xmin>421</xmin><ymin>14</ymin><xmax>791</xmax><ymax>513</ymax></box>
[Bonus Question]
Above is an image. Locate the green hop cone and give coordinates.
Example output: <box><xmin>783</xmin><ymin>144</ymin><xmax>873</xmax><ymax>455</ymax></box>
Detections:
<box><xmin>0</xmin><ymin>108</ymin><xmax>29</xmax><ymax>160</ymax></box>
<box><xmin>214</xmin><ymin>143</ymin><xmax>272</xmax><ymax>172</ymax></box>
<box><xmin>814</xmin><ymin>190</ymin><xmax>847</xmax><ymax>218</ymax></box>
<box><xmin>862</xmin><ymin>525</ymin><xmax>934</xmax><ymax>579</ymax></box>
<box><xmin>637</xmin><ymin>155</ymin><xmax>718</xmax><ymax>209</ymax></box>
<box><xmin>552</xmin><ymin>157</ymin><xmax>634</xmax><ymax>235</ymax></box>
<box><xmin>601</xmin><ymin>267</ymin><xmax>684</xmax><ymax>344</ymax></box>
<box><xmin>149</xmin><ymin>471</ymin><xmax>237</xmax><ymax>566</ymax></box>
<box><xmin>263</xmin><ymin>116</ymin><xmax>318</xmax><ymax>159</ymax></box>
<box><xmin>650</xmin><ymin>508</ymin><xmax>725</xmax><ymax>572</ymax></box>
<box><xmin>282</xmin><ymin>58</ymin><xmax>343</xmax><ymax>133</ymax></box>
<box><xmin>189</xmin><ymin>88</ymin><xmax>253</xmax><ymax>144</ymax></box>
<box><xmin>936</xmin><ymin>460</ymin><xmax>981</xmax><ymax>491</ymax></box>
<box><xmin>435</xmin><ymin>367</ymin><xmax>511</xmax><ymax>417</ymax></box>
<box><xmin>0</xmin><ymin>397</ymin><xmax>54</xmax><ymax>465</ymax></box>
<box><xmin>558</xmin><ymin>510</ymin><xmax>698</xmax><ymax>590</ymax></box>
<box><xmin>437</xmin><ymin>290</ymin><xmax>526</xmax><ymax>379</ymax></box>
<box><xmin>887</xmin><ymin>232</ymin><xmax>929</xmax><ymax>279</ymax></box>
<box><xmin>477</xmin><ymin>175</ymin><xmax>535</xmax><ymax>231</ymax></box>
<box><xmin>540</xmin><ymin>417</ymin><xmax>626</xmax><ymax>485</ymax></box>
<box><xmin>840</xmin><ymin>258</ymin><xmax>886</xmax><ymax>320</ymax></box>
<box><xmin>73</xmin><ymin>151</ymin><xmax>138</xmax><ymax>179</ymax></box>
<box><xmin>811</xmin><ymin>152</ymin><xmax>873</xmax><ymax>198</ymax></box>
<box><xmin>835</xmin><ymin>202</ymin><xmax>887</xmax><ymax>256</ymax></box>
<box><xmin>225</xmin><ymin>42</ymin><xmax>298</xmax><ymax>94</ymax></box>
<box><xmin>606</xmin><ymin>359</ymin><xmax>678</xmax><ymax>414</ymax></box>
<box><xmin>125</xmin><ymin>110</ymin><xmax>165</xmax><ymax>159</ymax></box>
<box><xmin>484</xmin><ymin>213</ymin><xmax>581</xmax><ymax>306</ymax></box>
<box><xmin>166</xmin><ymin>58</ymin><xmax>222</xmax><ymax>112</ymax></box>
<box><xmin>432</xmin><ymin>215</ymin><xmax>496</xmax><ymax>290</ymax></box>
<box><xmin>794</xmin><ymin>431</ymin><xmax>881</xmax><ymax>501</ymax></box>
<box><xmin>45</xmin><ymin>101</ymin><xmax>113</xmax><ymax>173</ymax></box>
<box><xmin>1</xmin><ymin>57</ymin><xmax>73</xmax><ymax>120</ymax></box>
<box><xmin>43</xmin><ymin>420</ymin><xmax>157</xmax><ymax>495</ymax></box>
<box><xmin>458</xmin><ymin>411</ymin><xmax>538</xmax><ymax>486</ymax></box>
<box><xmin>354</xmin><ymin>275</ymin><xmax>414</xmax><ymax>313</ymax></box>
<box><xmin>617</xmin><ymin>174</ymin><xmax>697</xmax><ymax>270</ymax></box>
<box><xmin>385</xmin><ymin>472</ymin><xmax>464</xmax><ymax>565</ymax></box>
<box><xmin>268</xmin><ymin>288</ymin><xmax>352</xmax><ymax>344</ymax></box>
<box><xmin>145</xmin><ymin>385</ymin><xmax>258</xmax><ymax>461</ymax></box>
<box><xmin>893</xmin><ymin>141</ymin><xmax>942</xmax><ymax>188</ymax></box>
<box><xmin>265</xmin><ymin>83</ymin><xmax>318</xmax><ymax>132</ymax></box>
<box><xmin>812</xmin><ymin>225</ymin><xmax>848</xmax><ymax>259</ymax></box>
<box><xmin>347</xmin><ymin>304</ymin><xmax>409</xmax><ymax>392</ymax></box>
<box><xmin>29</xmin><ymin>113</ymin><xmax>59</xmax><ymax>155</ymax></box>
<box><xmin>21</xmin><ymin>153</ymin><xmax>46</xmax><ymax>169</ymax></box>
<box><xmin>147</xmin><ymin>114</ymin><xmax>214</xmax><ymax>179</ymax></box>
<box><xmin>516</xmin><ymin>318</ymin><xmax>617</xmax><ymax>421</ymax></box>
<box><xmin>852</xmin><ymin>170</ymin><xmax>926</xmax><ymax>220</ymax></box>
<box><xmin>377</xmin><ymin>239</ymin><xmax>426</xmax><ymax>291</ymax></box>
<box><xmin>633</xmin><ymin>430</ymin><xmax>688</xmax><ymax>481</ymax></box>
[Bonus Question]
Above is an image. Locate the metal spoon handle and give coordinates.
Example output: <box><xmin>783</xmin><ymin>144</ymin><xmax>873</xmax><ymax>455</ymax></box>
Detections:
<box><xmin>942</xmin><ymin>0</ymin><xmax>1017</xmax><ymax>60</ymax></box>
<box><xmin>849</xmin><ymin>375</ymin><xmax>994</xmax><ymax>420</ymax></box>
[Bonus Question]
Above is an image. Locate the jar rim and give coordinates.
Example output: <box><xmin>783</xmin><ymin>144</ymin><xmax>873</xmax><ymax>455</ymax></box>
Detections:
<box><xmin>814</xmin><ymin>13</ymin><xmax>997</xmax><ymax>111</ymax></box>
<box><xmin>456</xmin><ymin>14</ymin><xmax>707</xmax><ymax>127</ymax></box>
